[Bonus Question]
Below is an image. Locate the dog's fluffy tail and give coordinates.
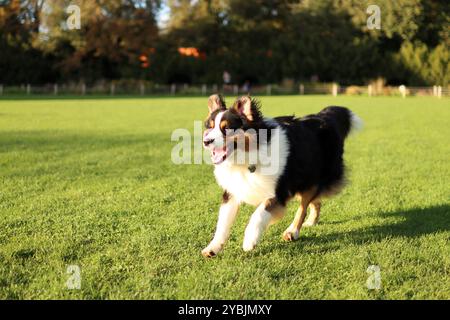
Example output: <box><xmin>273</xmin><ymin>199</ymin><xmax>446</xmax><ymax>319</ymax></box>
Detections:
<box><xmin>319</xmin><ymin>106</ymin><xmax>363</xmax><ymax>139</ymax></box>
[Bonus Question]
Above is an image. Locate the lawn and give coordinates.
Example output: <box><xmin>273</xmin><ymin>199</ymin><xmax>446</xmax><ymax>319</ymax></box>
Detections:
<box><xmin>0</xmin><ymin>95</ymin><xmax>449</xmax><ymax>300</ymax></box>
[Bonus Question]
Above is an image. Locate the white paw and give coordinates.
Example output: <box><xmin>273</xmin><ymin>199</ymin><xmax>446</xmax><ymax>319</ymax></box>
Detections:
<box><xmin>302</xmin><ymin>220</ymin><xmax>317</xmax><ymax>227</ymax></box>
<box><xmin>242</xmin><ymin>225</ymin><xmax>263</xmax><ymax>252</ymax></box>
<box><xmin>242</xmin><ymin>208</ymin><xmax>271</xmax><ymax>252</ymax></box>
<box><xmin>242</xmin><ymin>238</ymin><xmax>257</xmax><ymax>252</ymax></box>
<box><xmin>201</xmin><ymin>242</ymin><xmax>222</xmax><ymax>258</ymax></box>
<box><xmin>282</xmin><ymin>225</ymin><xmax>299</xmax><ymax>242</ymax></box>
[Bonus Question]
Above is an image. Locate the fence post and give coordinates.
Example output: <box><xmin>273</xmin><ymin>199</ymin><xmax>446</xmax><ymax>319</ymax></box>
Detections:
<box><xmin>432</xmin><ymin>85</ymin><xmax>437</xmax><ymax>97</ymax></box>
<box><xmin>437</xmin><ymin>86</ymin><xmax>442</xmax><ymax>99</ymax></box>
<box><xmin>171</xmin><ymin>84</ymin><xmax>176</xmax><ymax>95</ymax></box>
<box><xmin>299</xmin><ymin>84</ymin><xmax>304</xmax><ymax>95</ymax></box>
<box><xmin>332</xmin><ymin>83</ymin><xmax>338</xmax><ymax>97</ymax></box>
<box><xmin>27</xmin><ymin>84</ymin><xmax>31</xmax><ymax>95</ymax></box>
<box><xmin>110</xmin><ymin>83</ymin><xmax>115</xmax><ymax>95</ymax></box>
<box><xmin>54</xmin><ymin>84</ymin><xmax>58</xmax><ymax>95</ymax></box>
<box><xmin>368</xmin><ymin>85</ymin><xmax>373</xmax><ymax>97</ymax></box>
<box><xmin>0</xmin><ymin>84</ymin><xmax>3</xmax><ymax>95</ymax></box>
<box><xmin>399</xmin><ymin>85</ymin><xmax>406</xmax><ymax>98</ymax></box>
<box><xmin>212</xmin><ymin>84</ymin><xmax>218</xmax><ymax>93</ymax></box>
<box><xmin>140</xmin><ymin>82</ymin><xmax>145</xmax><ymax>96</ymax></box>
<box><xmin>202</xmin><ymin>84</ymin><xmax>207</xmax><ymax>96</ymax></box>
<box><xmin>81</xmin><ymin>83</ymin><xmax>86</xmax><ymax>95</ymax></box>
<box><xmin>266</xmin><ymin>84</ymin><xmax>272</xmax><ymax>96</ymax></box>
<box><xmin>233</xmin><ymin>84</ymin><xmax>239</xmax><ymax>95</ymax></box>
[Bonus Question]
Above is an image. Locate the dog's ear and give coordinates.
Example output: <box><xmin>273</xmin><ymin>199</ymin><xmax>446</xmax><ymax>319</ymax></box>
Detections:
<box><xmin>232</xmin><ymin>96</ymin><xmax>262</xmax><ymax>122</ymax></box>
<box><xmin>208</xmin><ymin>94</ymin><xmax>226</xmax><ymax>114</ymax></box>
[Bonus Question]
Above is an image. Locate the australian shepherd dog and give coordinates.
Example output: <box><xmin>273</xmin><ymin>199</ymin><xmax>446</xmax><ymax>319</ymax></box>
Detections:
<box><xmin>202</xmin><ymin>94</ymin><xmax>362</xmax><ymax>257</ymax></box>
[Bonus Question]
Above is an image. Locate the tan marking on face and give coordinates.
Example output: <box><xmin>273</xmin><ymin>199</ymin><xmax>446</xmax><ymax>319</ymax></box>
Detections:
<box><xmin>220</xmin><ymin>120</ymin><xmax>228</xmax><ymax>132</ymax></box>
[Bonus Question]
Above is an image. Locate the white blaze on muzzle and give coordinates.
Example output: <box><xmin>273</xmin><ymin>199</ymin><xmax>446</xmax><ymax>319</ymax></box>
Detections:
<box><xmin>203</xmin><ymin>111</ymin><xmax>225</xmax><ymax>148</ymax></box>
<box><xmin>203</xmin><ymin>112</ymin><xmax>229</xmax><ymax>164</ymax></box>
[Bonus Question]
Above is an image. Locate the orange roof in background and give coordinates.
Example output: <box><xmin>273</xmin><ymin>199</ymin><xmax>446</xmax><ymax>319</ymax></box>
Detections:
<box><xmin>178</xmin><ymin>47</ymin><xmax>200</xmax><ymax>58</ymax></box>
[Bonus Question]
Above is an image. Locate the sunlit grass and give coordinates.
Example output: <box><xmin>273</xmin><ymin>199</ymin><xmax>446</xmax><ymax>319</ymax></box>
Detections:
<box><xmin>0</xmin><ymin>95</ymin><xmax>449</xmax><ymax>299</ymax></box>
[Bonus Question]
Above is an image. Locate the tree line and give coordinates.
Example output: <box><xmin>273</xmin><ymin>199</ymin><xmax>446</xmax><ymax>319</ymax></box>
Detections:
<box><xmin>0</xmin><ymin>0</ymin><xmax>448</xmax><ymax>86</ymax></box>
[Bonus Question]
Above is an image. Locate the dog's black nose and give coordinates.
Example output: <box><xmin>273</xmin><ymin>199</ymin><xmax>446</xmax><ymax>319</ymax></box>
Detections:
<box><xmin>203</xmin><ymin>138</ymin><xmax>214</xmax><ymax>146</ymax></box>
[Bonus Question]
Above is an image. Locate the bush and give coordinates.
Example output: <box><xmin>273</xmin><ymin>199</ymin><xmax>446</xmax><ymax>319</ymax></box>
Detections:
<box><xmin>395</xmin><ymin>41</ymin><xmax>449</xmax><ymax>86</ymax></box>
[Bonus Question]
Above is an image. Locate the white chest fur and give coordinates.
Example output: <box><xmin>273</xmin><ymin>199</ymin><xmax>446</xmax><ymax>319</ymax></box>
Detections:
<box><xmin>213</xmin><ymin>126</ymin><xmax>289</xmax><ymax>206</ymax></box>
<box><xmin>214</xmin><ymin>165</ymin><xmax>278</xmax><ymax>205</ymax></box>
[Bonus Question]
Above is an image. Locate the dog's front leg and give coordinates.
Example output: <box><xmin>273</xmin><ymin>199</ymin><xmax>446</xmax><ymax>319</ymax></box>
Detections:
<box><xmin>243</xmin><ymin>198</ymin><xmax>286</xmax><ymax>252</ymax></box>
<box><xmin>202</xmin><ymin>191</ymin><xmax>239</xmax><ymax>257</ymax></box>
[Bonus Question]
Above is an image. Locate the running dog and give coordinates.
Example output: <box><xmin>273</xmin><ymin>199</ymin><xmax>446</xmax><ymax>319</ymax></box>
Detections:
<box><xmin>202</xmin><ymin>94</ymin><xmax>362</xmax><ymax>257</ymax></box>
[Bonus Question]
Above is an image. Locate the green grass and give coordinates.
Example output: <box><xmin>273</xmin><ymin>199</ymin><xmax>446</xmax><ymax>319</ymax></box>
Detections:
<box><xmin>0</xmin><ymin>95</ymin><xmax>449</xmax><ymax>300</ymax></box>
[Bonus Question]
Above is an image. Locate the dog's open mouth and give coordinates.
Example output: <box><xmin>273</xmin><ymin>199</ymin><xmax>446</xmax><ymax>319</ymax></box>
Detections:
<box><xmin>211</xmin><ymin>146</ymin><xmax>227</xmax><ymax>165</ymax></box>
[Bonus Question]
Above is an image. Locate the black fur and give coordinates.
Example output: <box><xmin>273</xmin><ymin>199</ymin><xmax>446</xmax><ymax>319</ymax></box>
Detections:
<box><xmin>205</xmin><ymin>97</ymin><xmax>274</xmax><ymax>144</ymax></box>
<box><xmin>205</xmin><ymin>97</ymin><xmax>356</xmax><ymax>207</ymax></box>
<box><xmin>274</xmin><ymin>106</ymin><xmax>355</xmax><ymax>205</ymax></box>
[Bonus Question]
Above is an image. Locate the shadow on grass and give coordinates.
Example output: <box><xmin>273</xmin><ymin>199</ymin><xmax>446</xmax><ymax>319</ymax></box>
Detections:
<box><xmin>263</xmin><ymin>205</ymin><xmax>450</xmax><ymax>254</ymax></box>
<box><xmin>0</xmin><ymin>130</ymin><xmax>165</xmax><ymax>153</ymax></box>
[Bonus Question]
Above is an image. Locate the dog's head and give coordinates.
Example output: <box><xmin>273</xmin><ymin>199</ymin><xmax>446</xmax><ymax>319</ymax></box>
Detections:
<box><xmin>203</xmin><ymin>94</ymin><xmax>263</xmax><ymax>165</ymax></box>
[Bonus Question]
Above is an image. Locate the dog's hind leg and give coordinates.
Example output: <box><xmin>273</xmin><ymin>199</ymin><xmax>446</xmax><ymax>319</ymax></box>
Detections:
<box><xmin>283</xmin><ymin>187</ymin><xmax>317</xmax><ymax>241</ymax></box>
<box><xmin>202</xmin><ymin>191</ymin><xmax>239</xmax><ymax>258</ymax></box>
<box><xmin>242</xmin><ymin>198</ymin><xmax>286</xmax><ymax>252</ymax></box>
<box><xmin>303</xmin><ymin>200</ymin><xmax>321</xmax><ymax>227</ymax></box>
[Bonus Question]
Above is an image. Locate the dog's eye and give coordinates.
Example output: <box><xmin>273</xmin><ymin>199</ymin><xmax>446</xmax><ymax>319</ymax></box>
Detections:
<box><xmin>204</xmin><ymin>119</ymin><xmax>214</xmax><ymax>129</ymax></box>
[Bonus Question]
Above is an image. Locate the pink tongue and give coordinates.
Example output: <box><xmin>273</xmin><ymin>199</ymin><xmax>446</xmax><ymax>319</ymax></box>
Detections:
<box><xmin>212</xmin><ymin>147</ymin><xmax>226</xmax><ymax>163</ymax></box>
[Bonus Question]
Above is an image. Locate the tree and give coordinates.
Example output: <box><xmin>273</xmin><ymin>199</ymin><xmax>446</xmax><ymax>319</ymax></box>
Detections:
<box><xmin>1</xmin><ymin>0</ymin><xmax>448</xmax><ymax>86</ymax></box>
<box><xmin>36</xmin><ymin>0</ymin><xmax>161</xmax><ymax>82</ymax></box>
<box><xmin>0</xmin><ymin>0</ymin><xmax>55</xmax><ymax>84</ymax></box>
